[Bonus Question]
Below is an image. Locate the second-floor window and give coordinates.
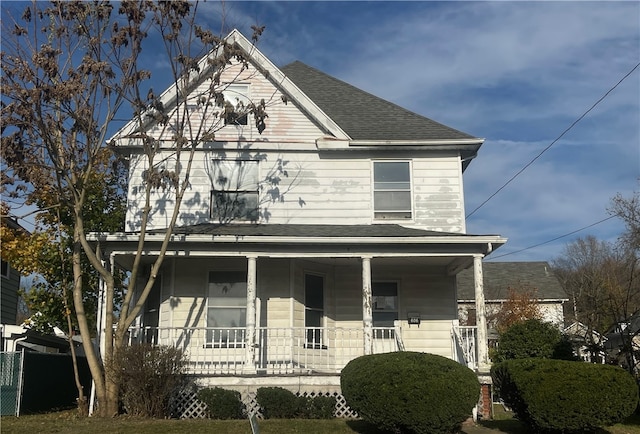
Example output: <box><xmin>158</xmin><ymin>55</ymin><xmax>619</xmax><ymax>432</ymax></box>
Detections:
<box><xmin>373</xmin><ymin>161</ymin><xmax>412</xmax><ymax>219</ymax></box>
<box><xmin>211</xmin><ymin>160</ymin><xmax>259</xmax><ymax>223</ymax></box>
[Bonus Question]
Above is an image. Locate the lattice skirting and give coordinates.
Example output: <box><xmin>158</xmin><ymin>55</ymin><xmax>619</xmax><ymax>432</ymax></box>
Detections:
<box><xmin>170</xmin><ymin>384</ymin><xmax>358</xmax><ymax>419</ymax></box>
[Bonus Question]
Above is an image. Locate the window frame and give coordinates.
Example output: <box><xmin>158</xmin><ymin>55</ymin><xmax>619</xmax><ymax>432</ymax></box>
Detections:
<box><xmin>372</xmin><ymin>160</ymin><xmax>413</xmax><ymax>221</ymax></box>
<box><xmin>221</xmin><ymin>83</ymin><xmax>250</xmax><ymax>126</ymax></box>
<box><xmin>205</xmin><ymin>270</ymin><xmax>248</xmax><ymax>348</ymax></box>
<box><xmin>372</xmin><ymin>281</ymin><xmax>399</xmax><ymax>338</ymax></box>
<box><xmin>210</xmin><ymin>159</ymin><xmax>259</xmax><ymax>223</ymax></box>
<box><xmin>1</xmin><ymin>259</ymin><xmax>9</xmax><ymax>278</ymax></box>
<box><xmin>304</xmin><ymin>272</ymin><xmax>326</xmax><ymax>349</ymax></box>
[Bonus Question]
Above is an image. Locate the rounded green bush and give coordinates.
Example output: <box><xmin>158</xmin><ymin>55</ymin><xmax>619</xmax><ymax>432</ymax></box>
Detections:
<box><xmin>492</xmin><ymin>358</ymin><xmax>638</xmax><ymax>432</ymax></box>
<box><xmin>256</xmin><ymin>387</ymin><xmax>300</xmax><ymax>419</ymax></box>
<box><xmin>493</xmin><ymin>319</ymin><xmax>575</xmax><ymax>362</ymax></box>
<box><xmin>197</xmin><ymin>387</ymin><xmax>245</xmax><ymax>419</ymax></box>
<box><xmin>341</xmin><ymin>352</ymin><xmax>480</xmax><ymax>434</ymax></box>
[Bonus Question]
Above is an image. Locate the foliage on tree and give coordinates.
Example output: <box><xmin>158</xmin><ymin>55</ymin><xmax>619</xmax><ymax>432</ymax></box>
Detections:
<box><xmin>492</xmin><ymin>319</ymin><xmax>575</xmax><ymax>363</ymax></box>
<box><xmin>1</xmin><ymin>0</ymin><xmax>273</xmax><ymax>417</ymax></box>
<box><xmin>553</xmin><ymin>190</ymin><xmax>640</xmax><ymax>373</ymax></box>
<box><xmin>489</xmin><ymin>283</ymin><xmax>542</xmax><ymax>334</ymax></box>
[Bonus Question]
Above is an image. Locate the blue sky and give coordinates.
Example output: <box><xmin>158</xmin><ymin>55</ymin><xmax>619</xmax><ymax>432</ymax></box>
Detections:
<box><xmin>197</xmin><ymin>0</ymin><xmax>639</xmax><ymax>263</ymax></box>
<box><xmin>4</xmin><ymin>1</ymin><xmax>639</xmax><ymax>264</ymax></box>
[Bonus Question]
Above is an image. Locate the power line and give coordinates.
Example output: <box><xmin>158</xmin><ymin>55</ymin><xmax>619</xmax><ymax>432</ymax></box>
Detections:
<box><xmin>466</xmin><ymin>61</ymin><xmax>640</xmax><ymax>219</ymax></box>
<box><xmin>485</xmin><ymin>215</ymin><xmax>617</xmax><ymax>261</ymax></box>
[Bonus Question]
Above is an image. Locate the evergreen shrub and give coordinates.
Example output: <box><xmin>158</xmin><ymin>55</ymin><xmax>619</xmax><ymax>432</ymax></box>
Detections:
<box><xmin>492</xmin><ymin>358</ymin><xmax>638</xmax><ymax>432</ymax></box>
<box><xmin>197</xmin><ymin>387</ymin><xmax>245</xmax><ymax>419</ymax></box>
<box><xmin>255</xmin><ymin>387</ymin><xmax>336</xmax><ymax>419</ymax></box>
<box><xmin>340</xmin><ymin>352</ymin><xmax>480</xmax><ymax>434</ymax></box>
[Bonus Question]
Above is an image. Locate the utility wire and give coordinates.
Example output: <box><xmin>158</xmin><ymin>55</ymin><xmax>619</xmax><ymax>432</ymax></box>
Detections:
<box><xmin>485</xmin><ymin>215</ymin><xmax>617</xmax><ymax>261</ymax></box>
<box><xmin>466</xmin><ymin>61</ymin><xmax>640</xmax><ymax>219</ymax></box>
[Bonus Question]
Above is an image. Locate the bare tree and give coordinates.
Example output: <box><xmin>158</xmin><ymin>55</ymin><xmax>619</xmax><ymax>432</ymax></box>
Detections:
<box><xmin>1</xmin><ymin>1</ymin><xmax>272</xmax><ymax>416</ymax></box>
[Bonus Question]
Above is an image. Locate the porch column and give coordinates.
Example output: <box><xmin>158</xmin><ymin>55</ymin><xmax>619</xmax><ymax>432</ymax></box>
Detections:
<box><xmin>474</xmin><ymin>255</ymin><xmax>490</xmax><ymax>371</ymax></box>
<box><xmin>362</xmin><ymin>256</ymin><xmax>373</xmax><ymax>355</ymax></box>
<box><xmin>244</xmin><ymin>255</ymin><xmax>257</xmax><ymax>372</ymax></box>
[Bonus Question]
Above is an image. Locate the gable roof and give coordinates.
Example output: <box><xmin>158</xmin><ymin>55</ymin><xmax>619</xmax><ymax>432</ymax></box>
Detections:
<box><xmin>457</xmin><ymin>261</ymin><xmax>568</xmax><ymax>301</ymax></box>
<box><xmin>281</xmin><ymin>61</ymin><xmax>477</xmax><ymax>142</ymax></box>
<box><xmin>112</xmin><ymin>30</ymin><xmax>483</xmax><ymax>158</ymax></box>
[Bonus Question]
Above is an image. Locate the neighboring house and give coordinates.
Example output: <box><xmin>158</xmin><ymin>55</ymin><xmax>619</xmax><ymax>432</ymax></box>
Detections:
<box><xmin>604</xmin><ymin>312</ymin><xmax>640</xmax><ymax>373</ymax></box>
<box><xmin>457</xmin><ymin>261</ymin><xmax>568</xmax><ymax>342</ymax></box>
<box><xmin>92</xmin><ymin>30</ymin><xmax>506</xmax><ymax>418</ymax></box>
<box><xmin>563</xmin><ymin>321</ymin><xmax>607</xmax><ymax>363</ymax></box>
<box><xmin>1</xmin><ymin>217</ymin><xmax>28</xmax><ymax>326</ymax></box>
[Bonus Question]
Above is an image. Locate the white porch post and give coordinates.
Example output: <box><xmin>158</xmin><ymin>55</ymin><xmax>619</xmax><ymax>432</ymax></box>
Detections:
<box><xmin>474</xmin><ymin>255</ymin><xmax>490</xmax><ymax>371</ymax></box>
<box><xmin>244</xmin><ymin>255</ymin><xmax>258</xmax><ymax>372</ymax></box>
<box><xmin>362</xmin><ymin>256</ymin><xmax>373</xmax><ymax>355</ymax></box>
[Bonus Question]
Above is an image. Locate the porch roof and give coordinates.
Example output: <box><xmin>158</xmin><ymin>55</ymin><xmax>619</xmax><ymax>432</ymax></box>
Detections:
<box><xmin>91</xmin><ymin>224</ymin><xmax>506</xmax><ymax>272</ymax></box>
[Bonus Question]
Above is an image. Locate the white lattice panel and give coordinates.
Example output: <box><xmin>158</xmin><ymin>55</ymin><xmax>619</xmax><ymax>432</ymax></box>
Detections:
<box><xmin>171</xmin><ymin>386</ymin><xmax>357</xmax><ymax>419</ymax></box>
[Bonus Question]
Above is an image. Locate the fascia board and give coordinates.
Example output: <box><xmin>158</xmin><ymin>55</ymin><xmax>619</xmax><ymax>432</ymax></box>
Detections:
<box><xmin>88</xmin><ymin>232</ymin><xmax>507</xmax><ymax>246</ymax></box>
<box><xmin>317</xmin><ymin>138</ymin><xmax>484</xmax><ymax>151</ymax></box>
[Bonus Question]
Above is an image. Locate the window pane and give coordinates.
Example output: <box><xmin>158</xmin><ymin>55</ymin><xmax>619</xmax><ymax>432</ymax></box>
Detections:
<box><xmin>305</xmin><ymin>274</ymin><xmax>324</xmax><ymax>310</ymax></box>
<box><xmin>374</xmin><ymin>191</ymin><xmax>411</xmax><ymax>211</ymax></box>
<box><xmin>373</xmin><ymin>312</ymin><xmax>397</xmax><ymax>327</ymax></box>
<box><xmin>208</xmin><ymin>272</ymin><xmax>247</xmax><ymax>306</ymax></box>
<box><xmin>211</xmin><ymin>160</ymin><xmax>258</xmax><ymax>190</ymax></box>
<box><xmin>207</xmin><ymin>308</ymin><xmax>247</xmax><ymax>328</ymax></box>
<box><xmin>374</xmin><ymin>162</ymin><xmax>409</xmax><ymax>183</ymax></box>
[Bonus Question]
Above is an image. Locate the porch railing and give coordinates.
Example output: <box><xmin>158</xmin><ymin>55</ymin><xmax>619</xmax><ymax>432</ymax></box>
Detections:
<box><xmin>452</xmin><ymin>325</ymin><xmax>478</xmax><ymax>370</ymax></box>
<box><xmin>124</xmin><ymin>326</ymin><xmax>400</xmax><ymax>375</ymax></box>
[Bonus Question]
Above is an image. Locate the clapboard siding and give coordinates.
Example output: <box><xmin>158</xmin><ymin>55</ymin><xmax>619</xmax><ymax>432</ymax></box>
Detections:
<box><xmin>126</xmin><ymin>148</ymin><xmax>465</xmax><ymax>231</ymax></box>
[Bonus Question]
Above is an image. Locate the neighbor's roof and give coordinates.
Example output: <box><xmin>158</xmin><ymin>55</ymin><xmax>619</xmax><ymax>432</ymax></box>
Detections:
<box><xmin>281</xmin><ymin>61</ymin><xmax>477</xmax><ymax>142</ymax></box>
<box><xmin>457</xmin><ymin>261</ymin><xmax>568</xmax><ymax>301</ymax></box>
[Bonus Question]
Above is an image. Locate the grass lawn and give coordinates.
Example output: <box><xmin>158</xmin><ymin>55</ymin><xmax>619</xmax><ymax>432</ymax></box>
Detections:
<box><xmin>1</xmin><ymin>409</ymin><xmax>639</xmax><ymax>434</ymax></box>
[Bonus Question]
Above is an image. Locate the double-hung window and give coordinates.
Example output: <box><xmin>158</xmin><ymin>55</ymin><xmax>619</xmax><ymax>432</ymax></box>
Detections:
<box><xmin>1</xmin><ymin>260</ymin><xmax>9</xmax><ymax>278</ymax></box>
<box><xmin>207</xmin><ymin>271</ymin><xmax>247</xmax><ymax>347</ymax></box>
<box><xmin>372</xmin><ymin>282</ymin><xmax>398</xmax><ymax>338</ymax></box>
<box><xmin>210</xmin><ymin>160</ymin><xmax>259</xmax><ymax>222</ymax></box>
<box><xmin>373</xmin><ymin>161</ymin><xmax>412</xmax><ymax>219</ymax></box>
<box><xmin>305</xmin><ymin>274</ymin><xmax>325</xmax><ymax>348</ymax></box>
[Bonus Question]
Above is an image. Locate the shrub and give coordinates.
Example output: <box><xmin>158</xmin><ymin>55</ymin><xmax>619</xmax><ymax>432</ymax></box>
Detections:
<box><xmin>256</xmin><ymin>387</ymin><xmax>300</xmax><ymax>419</ymax></box>
<box><xmin>493</xmin><ymin>319</ymin><xmax>576</xmax><ymax>362</ymax></box>
<box><xmin>492</xmin><ymin>358</ymin><xmax>638</xmax><ymax>432</ymax></box>
<box><xmin>341</xmin><ymin>352</ymin><xmax>479</xmax><ymax>434</ymax></box>
<box><xmin>114</xmin><ymin>343</ymin><xmax>187</xmax><ymax>418</ymax></box>
<box><xmin>255</xmin><ymin>387</ymin><xmax>335</xmax><ymax>419</ymax></box>
<box><xmin>299</xmin><ymin>395</ymin><xmax>336</xmax><ymax>419</ymax></box>
<box><xmin>197</xmin><ymin>387</ymin><xmax>245</xmax><ymax>419</ymax></box>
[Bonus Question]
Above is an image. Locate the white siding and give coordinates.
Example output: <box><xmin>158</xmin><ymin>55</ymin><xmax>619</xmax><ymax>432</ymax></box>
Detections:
<box><xmin>123</xmin><ymin>59</ymin><xmax>467</xmax><ymax>233</ymax></box>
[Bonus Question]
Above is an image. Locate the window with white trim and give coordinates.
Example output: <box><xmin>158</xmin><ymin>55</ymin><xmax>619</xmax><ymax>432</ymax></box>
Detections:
<box><xmin>373</xmin><ymin>161</ymin><xmax>412</xmax><ymax>219</ymax></box>
<box><xmin>222</xmin><ymin>84</ymin><xmax>249</xmax><ymax>126</ymax></box>
<box><xmin>372</xmin><ymin>281</ymin><xmax>398</xmax><ymax>327</ymax></box>
<box><xmin>1</xmin><ymin>259</ymin><xmax>9</xmax><ymax>278</ymax></box>
<box><xmin>305</xmin><ymin>273</ymin><xmax>325</xmax><ymax>348</ymax></box>
<box><xmin>207</xmin><ymin>271</ymin><xmax>247</xmax><ymax>347</ymax></box>
<box><xmin>210</xmin><ymin>159</ymin><xmax>259</xmax><ymax>222</ymax></box>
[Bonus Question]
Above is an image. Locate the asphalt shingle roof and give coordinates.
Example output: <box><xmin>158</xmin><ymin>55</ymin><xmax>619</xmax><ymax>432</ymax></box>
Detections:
<box><xmin>457</xmin><ymin>261</ymin><xmax>568</xmax><ymax>301</ymax></box>
<box><xmin>156</xmin><ymin>223</ymin><xmax>465</xmax><ymax>238</ymax></box>
<box><xmin>280</xmin><ymin>61</ymin><xmax>477</xmax><ymax>142</ymax></box>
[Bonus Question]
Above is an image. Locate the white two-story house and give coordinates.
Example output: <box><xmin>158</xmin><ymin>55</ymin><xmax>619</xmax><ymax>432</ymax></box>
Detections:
<box><xmin>96</xmin><ymin>29</ymin><xmax>506</xmax><ymax>417</ymax></box>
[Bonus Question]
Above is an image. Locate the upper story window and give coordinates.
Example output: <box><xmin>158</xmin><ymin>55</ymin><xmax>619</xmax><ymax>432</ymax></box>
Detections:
<box><xmin>373</xmin><ymin>161</ymin><xmax>412</xmax><ymax>220</ymax></box>
<box><xmin>210</xmin><ymin>160</ymin><xmax>259</xmax><ymax>223</ymax></box>
<box><xmin>222</xmin><ymin>84</ymin><xmax>249</xmax><ymax>126</ymax></box>
<box><xmin>1</xmin><ymin>259</ymin><xmax>9</xmax><ymax>278</ymax></box>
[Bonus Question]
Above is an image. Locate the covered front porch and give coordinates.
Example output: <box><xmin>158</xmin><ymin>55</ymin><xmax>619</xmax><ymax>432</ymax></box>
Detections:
<box><xmin>124</xmin><ymin>323</ymin><xmax>478</xmax><ymax>376</ymax></box>
<box><xmin>95</xmin><ymin>224</ymin><xmax>503</xmax><ymax>378</ymax></box>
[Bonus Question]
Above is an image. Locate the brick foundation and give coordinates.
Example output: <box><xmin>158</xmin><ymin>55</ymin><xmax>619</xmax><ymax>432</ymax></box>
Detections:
<box><xmin>478</xmin><ymin>383</ymin><xmax>492</xmax><ymax>419</ymax></box>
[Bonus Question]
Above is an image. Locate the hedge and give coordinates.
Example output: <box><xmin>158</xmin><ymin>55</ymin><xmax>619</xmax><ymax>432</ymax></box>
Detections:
<box><xmin>197</xmin><ymin>387</ymin><xmax>245</xmax><ymax>419</ymax></box>
<box><xmin>492</xmin><ymin>358</ymin><xmax>638</xmax><ymax>432</ymax></box>
<box><xmin>341</xmin><ymin>352</ymin><xmax>480</xmax><ymax>434</ymax></box>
